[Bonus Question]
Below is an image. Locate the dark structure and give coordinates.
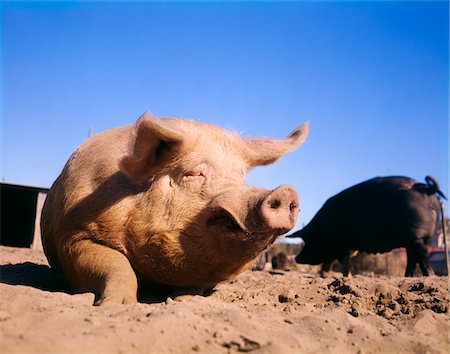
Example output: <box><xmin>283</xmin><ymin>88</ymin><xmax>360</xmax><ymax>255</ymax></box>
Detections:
<box><xmin>1</xmin><ymin>182</ymin><xmax>48</xmax><ymax>248</ymax></box>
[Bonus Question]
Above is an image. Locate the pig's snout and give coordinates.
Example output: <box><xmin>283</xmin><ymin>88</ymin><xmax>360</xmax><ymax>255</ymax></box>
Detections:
<box><xmin>261</xmin><ymin>185</ymin><xmax>299</xmax><ymax>235</ymax></box>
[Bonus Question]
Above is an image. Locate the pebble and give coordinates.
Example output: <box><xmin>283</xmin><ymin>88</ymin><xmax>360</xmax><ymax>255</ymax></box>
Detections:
<box><xmin>192</xmin><ymin>344</ymin><xmax>200</xmax><ymax>352</ymax></box>
<box><xmin>349</xmin><ymin>307</ymin><xmax>359</xmax><ymax>317</ymax></box>
<box><xmin>388</xmin><ymin>301</ymin><xmax>400</xmax><ymax>312</ymax></box>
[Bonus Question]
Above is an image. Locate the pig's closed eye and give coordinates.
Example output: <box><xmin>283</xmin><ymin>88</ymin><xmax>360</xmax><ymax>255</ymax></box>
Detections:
<box><xmin>181</xmin><ymin>173</ymin><xmax>206</xmax><ymax>189</ymax></box>
<box><xmin>182</xmin><ymin>163</ymin><xmax>210</xmax><ymax>184</ymax></box>
<box><xmin>182</xmin><ymin>171</ymin><xmax>207</xmax><ymax>186</ymax></box>
<box><xmin>184</xmin><ymin>171</ymin><xmax>206</xmax><ymax>179</ymax></box>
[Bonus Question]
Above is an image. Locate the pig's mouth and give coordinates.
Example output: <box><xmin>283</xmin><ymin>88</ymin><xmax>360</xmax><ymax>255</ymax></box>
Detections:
<box><xmin>206</xmin><ymin>208</ymin><xmax>276</xmax><ymax>242</ymax></box>
<box><xmin>207</xmin><ymin>209</ymin><xmax>250</xmax><ymax>235</ymax></box>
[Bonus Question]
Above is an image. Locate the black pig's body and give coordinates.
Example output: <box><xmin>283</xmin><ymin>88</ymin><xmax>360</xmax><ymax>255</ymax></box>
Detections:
<box><xmin>290</xmin><ymin>176</ymin><xmax>445</xmax><ymax>276</ymax></box>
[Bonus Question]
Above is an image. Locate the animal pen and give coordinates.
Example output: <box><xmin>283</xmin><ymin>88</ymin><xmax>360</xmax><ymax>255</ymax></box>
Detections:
<box><xmin>0</xmin><ymin>182</ymin><xmax>48</xmax><ymax>250</ymax></box>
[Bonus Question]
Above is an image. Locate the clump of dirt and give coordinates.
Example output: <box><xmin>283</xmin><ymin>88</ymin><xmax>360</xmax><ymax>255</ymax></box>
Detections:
<box><xmin>319</xmin><ymin>275</ymin><xmax>449</xmax><ymax>324</ymax></box>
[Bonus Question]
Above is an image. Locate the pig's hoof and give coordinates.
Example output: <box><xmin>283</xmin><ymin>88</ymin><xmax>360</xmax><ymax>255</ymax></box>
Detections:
<box><xmin>94</xmin><ymin>292</ymin><xmax>137</xmax><ymax>306</ymax></box>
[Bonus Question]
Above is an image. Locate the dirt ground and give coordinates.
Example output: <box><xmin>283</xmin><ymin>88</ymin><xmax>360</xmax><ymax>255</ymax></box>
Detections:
<box><xmin>0</xmin><ymin>246</ymin><xmax>448</xmax><ymax>354</ymax></box>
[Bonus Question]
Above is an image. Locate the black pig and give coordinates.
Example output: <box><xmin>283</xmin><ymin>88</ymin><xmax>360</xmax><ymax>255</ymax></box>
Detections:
<box><xmin>288</xmin><ymin>176</ymin><xmax>446</xmax><ymax>276</ymax></box>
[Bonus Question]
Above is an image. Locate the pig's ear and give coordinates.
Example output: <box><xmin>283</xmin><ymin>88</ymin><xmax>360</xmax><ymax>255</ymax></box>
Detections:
<box><xmin>243</xmin><ymin>122</ymin><xmax>309</xmax><ymax>167</ymax></box>
<box><xmin>119</xmin><ymin>112</ymin><xmax>184</xmax><ymax>183</ymax></box>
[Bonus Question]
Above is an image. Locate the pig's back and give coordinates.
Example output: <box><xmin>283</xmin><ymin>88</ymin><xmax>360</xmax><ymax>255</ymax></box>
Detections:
<box><xmin>55</xmin><ymin>125</ymin><xmax>133</xmax><ymax>206</ymax></box>
<box><xmin>41</xmin><ymin>125</ymin><xmax>134</xmax><ymax>269</ymax></box>
<box><xmin>326</xmin><ymin>176</ymin><xmax>437</xmax><ymax>252</ymax></box>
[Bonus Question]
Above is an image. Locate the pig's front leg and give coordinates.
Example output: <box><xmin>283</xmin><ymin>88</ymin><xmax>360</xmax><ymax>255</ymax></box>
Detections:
<box><xmin>60</xmin><ymin>239</ymin><xmax>138</xmax><ymax>306</ymax></box>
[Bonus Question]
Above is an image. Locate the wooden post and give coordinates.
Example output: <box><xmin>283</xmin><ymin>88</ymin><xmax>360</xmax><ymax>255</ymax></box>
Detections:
<box><xmin>440</xmin><ymin>201</ymin><xmax>449</xmax><ymax>276</ymax></box>
<box><xmin>31</xmin><ymin>191</ymin><xmax>47</xmax><ymax>250</ymax></box>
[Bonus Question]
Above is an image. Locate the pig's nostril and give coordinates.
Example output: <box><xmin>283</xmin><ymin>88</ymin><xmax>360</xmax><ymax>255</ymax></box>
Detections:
<box><xmin>270</xmin><ymin>199</ymin><xmax>281</xmax><ymax>209</ymax></box>
<box><xmin>289</xmin><ymin>202</ymin><xmax>297</xmax><ymax>211</ymax></box>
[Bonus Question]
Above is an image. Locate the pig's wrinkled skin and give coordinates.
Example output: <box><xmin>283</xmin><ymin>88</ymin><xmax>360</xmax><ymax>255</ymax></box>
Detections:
<box><xmin>41</xmin><ymin>112</ymin><xmax>309</xmax><ymax>305</ymax></box>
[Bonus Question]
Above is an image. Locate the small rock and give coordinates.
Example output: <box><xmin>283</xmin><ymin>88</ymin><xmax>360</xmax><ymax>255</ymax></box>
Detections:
<box><xmin>328</xmin><ymin>295</ymin><xmax>340</xmax><ymax>303</ymax></box>
<box><xmin>432</xmin><ymin>303</ymin><xmax>448</xmax><ymax>314</ymax></box>
<box><xmin>380</xmin><ymin>329</ymin><xmax>389</xmax><ymax>337</ymax></box>
<box><xmin>409</xmin><ymin>282</ymin><xmax>425</xmax><ymax>292</ymax></box>
<box><xmin>388</xmin><ymin>301</ymin><xmax>400</xmax><ymax>312</ymax></box>
<box><xmin>278</xmin><ymin>293</ymin><xmax>291</xmax><ymax>303</ymax></box>
<box><xmin>396</xmin><ymin>294</ymin><xmax>408</xmax><ymax>305</ymax></box>
<box><xmin>382</xmin><ymin>308</ymin><xmax>393</xmax><ymax>319</ymax></box>
<box><xmin>349</xmin><ymin>307</ymin><xmax>359</xmax><ymax>317</ymax></box>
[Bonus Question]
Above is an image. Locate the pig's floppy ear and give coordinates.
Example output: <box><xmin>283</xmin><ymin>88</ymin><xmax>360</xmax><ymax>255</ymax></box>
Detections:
<box><xmin>243</xmin><ymin>122</ymin><xmax>309</xmax><ymax>167</ymax></box>
<box><xmin>119</xmin><ymin>112</ymin><xmax>184</xmax><ymax>183</ymax></box>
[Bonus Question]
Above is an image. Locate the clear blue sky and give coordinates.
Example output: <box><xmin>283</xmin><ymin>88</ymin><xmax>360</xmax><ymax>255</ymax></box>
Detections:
<box><xmin>1</xmin><ymin>1</ymin><xmax>449</xmax><ymax>227</ymax></box>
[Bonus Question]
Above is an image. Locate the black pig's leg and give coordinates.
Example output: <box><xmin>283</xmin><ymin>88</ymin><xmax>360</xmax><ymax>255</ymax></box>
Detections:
<box><xmin>320</xmin><ymin>260</ymin><xmax>335</xmax><ymax>277</ymax></box>
<box><xmin>341</xmin><ymin>253</ymin><xmax>351</xmax><ymax>277</ymax></box>
<box><xmin>405</xmin><ymin>240</ymin><xmax>434</xmax><ymax>276</ymax></box>
<box><xmin>415</xmin><ymin>238</ymin><xmax>434</xmax><ymax>276</ymax></box>
<box><xmin>405</xmin><ymin>246</ymin><xmax>418</xmax><ymax>276</ymax></box>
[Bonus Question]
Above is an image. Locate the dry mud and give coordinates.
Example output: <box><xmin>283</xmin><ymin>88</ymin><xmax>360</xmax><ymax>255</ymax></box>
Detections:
<box><xmin>0</xmin><ymin>246</ymin><xmax>448</xmax><ymax>353</ymax></box>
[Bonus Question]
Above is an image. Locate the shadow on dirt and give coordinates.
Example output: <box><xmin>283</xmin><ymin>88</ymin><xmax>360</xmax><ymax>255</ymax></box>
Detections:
<box><xmin>0</xmin><ymin>262</ymin><xmax>216</xmax><ymax>304</ymax></box>
<box><xmin>0</xmin><ymin>262</ymin><xmax>70</xmax><ymax>293</ymax></box>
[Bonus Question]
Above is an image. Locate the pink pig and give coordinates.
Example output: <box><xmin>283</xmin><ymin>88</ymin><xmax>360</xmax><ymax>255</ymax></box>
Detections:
<box><xmin>41</xmin><ymin>112</ymin><xmax>309</xmax><ymax>305</ymax></box>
